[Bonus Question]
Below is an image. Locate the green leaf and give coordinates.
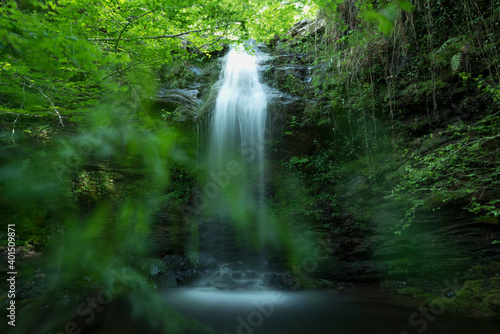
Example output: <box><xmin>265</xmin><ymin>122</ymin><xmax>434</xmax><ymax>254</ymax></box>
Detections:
<box><xmin>398</xmin><ymin>0</ymin><xmax>414</xmax><ymax>12</ymax></box>
<box><xmin>365</xmin><ymin>10</ymin><xmax>393</xmax><ymax>35</ymax></box>
<box><xmin>290</xmin><ymin>156</ymin><xmax>310</xmax><ymax>165</ymax></box>
<box><xmin>451</xmin><ymin>53</ymin><xmax>462</xmax><ymax>72</ymax></box>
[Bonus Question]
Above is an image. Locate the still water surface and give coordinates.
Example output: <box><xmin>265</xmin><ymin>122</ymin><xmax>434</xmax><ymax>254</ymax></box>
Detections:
<box><xmin>163</xmin><ymin>288</ymin><xmax>499</xmax><ymax>334</ymax></box>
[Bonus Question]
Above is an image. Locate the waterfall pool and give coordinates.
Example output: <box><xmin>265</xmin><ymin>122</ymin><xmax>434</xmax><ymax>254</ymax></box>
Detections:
<box><xmin>161</xmin><ymin>287</ymin><xmax>499</xmax><ymax>334</ymax></box>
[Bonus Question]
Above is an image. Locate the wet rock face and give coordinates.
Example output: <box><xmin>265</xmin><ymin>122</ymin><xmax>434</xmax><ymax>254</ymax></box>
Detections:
<box><xmin>197</xmin><ymin>264</ymin><xmax>266</xmax><ymax>290</ymax></box>
<box><xmin>153</xmin><ymin>56</ymin><xmax>223</xmax><ymax>122</ymax></box>
<box><xmin>163</xmin><ymin>254</ymin><xmax>218</xmax><ymax>286</ymax></box>
<box><xmin>316</xmin><ymin>202</ymin><xmax>500</xmax><ymax>282</ymax></box>
<box><xmin>262</xmin><ymin>273</ymin><xmax>297</xmax><ymax>290</ymax></box>
<box><xmin>157</xmin><ymin>271</ymin><xmax>177</xmax><ymax>288</ymax></box>
<box><xmin>265</xmin><ymin>88</ymin><xmax>306</xmax><ymax>118</ymax></box>
<box><xmin>304</xmin><ymin>173</ymin><xmax>500</xmax><ymax>283</ymax></box>
<box><xmin>286</xmin><ymin>19</ymin><xmax>326</xmax><ymax>41</ymax></box>
<box><xmin>155</xmin><ymin>88</ymin><xmax>200</xmax><ymax>120</ymax></box>
<box><xmin>260</xmin><ymin>53</ymin><xmax>313</xmax><ymax>97</ymax></box>
<box><xmin>382</xmin><ymin>206</ymin><xmax>500</xmax><ymax>278</ymax></box>
<box><xmin>156</xmin><ymin>88</ymin><xmax>199</xmax><ymax>109</ymax></box>
<box><xmin>258</xmin><ymin>50</ymin><xmax>317</xmax><ymax>158</ymax></box>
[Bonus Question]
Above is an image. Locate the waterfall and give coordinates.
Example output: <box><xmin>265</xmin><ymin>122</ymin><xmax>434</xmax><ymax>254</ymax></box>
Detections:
<box><xmin>211</xmin><ymin>48</ymin><xmax>266</xmax><ymax>177</ymax></box>
<box><xmin>203</xmin><ymin>46</ymin><xmax>267</xmax><ymax>262</ymax></box>
<box><xmin>210</xmin><ymin>47</ymin><xmax>266</xmax><ymax>208</ymax></box>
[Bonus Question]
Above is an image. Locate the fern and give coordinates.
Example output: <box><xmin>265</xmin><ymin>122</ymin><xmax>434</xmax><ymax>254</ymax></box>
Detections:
<box><xmin>451</xmin><ymin>53</ymin><xmax>462</xmax><ymax>72</ymax></box>
<box><xmin>436</xmin><ymin>37</ymin><xmax>459</xmax><ymax>54</ymax></box>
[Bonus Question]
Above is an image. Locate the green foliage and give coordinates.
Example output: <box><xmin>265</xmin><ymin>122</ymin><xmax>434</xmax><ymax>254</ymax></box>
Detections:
<box><xmin>270</xmin><ymin>0</ymin><xmax>500</xmax><ymax>242</ymax></box>
<box><xmin>0</xmin><ymin>1</ymin><xmax>122</xmax><ymax>123</ymax></box>
<box><xmin>0</xmin><ymin>104</ymin><xmax>204</xmax><ymax>332</ymax></box>
<box><xmin>73</xmin><ymin>170</ymin><xmax>116</xmax><ymax>204</ymax></box>
<box><xmin>451</xmin><ymin>53</ymin><xmax>462</xmax><ymax>72</ymax></box>
<box><xmin>282</xmin><ymin>73</ymin><xmax>306</xmax><ymax>95</ymax></box>
<box><xmin>0</xmin><ymin>0</ymin><xmax>316</xmax><ymax>123</ymax></box>
<box><xmin>364</xmin><ymin>0</ymin><xmax>414</xmax><ymax>35</ymax></box>
<box><xmin>276</xmin><ymin>144</ymin><xmax>341</xmax><ymax>227</ymax></box>
<box><xmin>390</xmin><ymin>113</ymin><xmax>500</xmax><ymax>231</ymax></box>
<box><xmin>290</xmin><ymin>156</ymin><xmax>310</xmax><ymax>166</ymax></box>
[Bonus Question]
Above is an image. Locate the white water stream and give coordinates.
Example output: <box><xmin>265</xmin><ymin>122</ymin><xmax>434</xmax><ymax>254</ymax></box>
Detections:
<box><xmin>210</xmin><ymin>48</ymin><xmax>267</xmax><ymax>204</ymax></box>
<box><xmin>200</xmin><ymin>47</ymin><xmax>269</xmax><ymax>263</ymax></box>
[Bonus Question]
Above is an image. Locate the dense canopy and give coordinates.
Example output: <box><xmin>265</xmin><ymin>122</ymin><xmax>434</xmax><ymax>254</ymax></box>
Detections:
<box><xmin>0</xmin><ymin>0</ymin><xmax>318</xmax><ymax>117</ymax></box>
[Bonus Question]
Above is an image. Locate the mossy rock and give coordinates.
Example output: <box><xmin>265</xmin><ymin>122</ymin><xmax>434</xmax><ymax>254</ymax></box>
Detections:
<box><xmin>416</xmin><ymin>293</ymin><xmax>439</xmax><ymax>301</ymax></box>
<box><xmin>26</xmin><ymin>234</ymin><xmax>46</xmax><ymax>247</ymax></box>
<box><xmin>440</xmin><ymin>297</ymin><xmax>475</xmax><ymax>314</ymax></box>
<box><xmin>385</xmin><ymin>258</ymin><xmax>413</xmax><ymax>277</ymax></box>
<box><xmin>442</xmin><ymin>278</ymin><xmax>500</xmax><ymax>317</ymax></box>
<box><xmin>398</xmin><ymin>287</ymin><xmax>425</xmax><ymax>296</ymax></box>
<box><xmin>424</xmin><ymin>296</ymin><xmax>496</xmax><ymax>317</ymax></box>
<box><xmin>474</xmin><ymin>217</ymin><xmax>500</xmax><ymax>225</ymax></box>
<box><xmin>457</xmin><ymin>279</ymin><xmax>484</xmax><ymax>299</ymax></box>
<box><xmin>136</xmin><ymin>258</ymin><xmax>168</xmax><ymax>278</ymax></box>
<box><xmin>483</xmin><ymin>292</ymin><xmax>500</xmax><ymax>314</ymax></box>
<box><xmin>490</xmin><ymin>276</ymin><xmax>500</xmax><ymax>288</ymax></box>
<box><xmin>466</xmin><ymin>263</ymin><xmax>500</xmax><ymax>279</ymax></box>
<box><xmin>398</xmin><ymin>287</ymin><xmax>437</xmax><ymax>301</ymax></box>
<box><xmin>313</xmin><ymin>279</ymin><xmax>337</xmax><ymax>289</ymax></box>
<box><xmin>397</xmin><ymin>279</ymin><xmax>500</xmax><ymax>317</ymax></box>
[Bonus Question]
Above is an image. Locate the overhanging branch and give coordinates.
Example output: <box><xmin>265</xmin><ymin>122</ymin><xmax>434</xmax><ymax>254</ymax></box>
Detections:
<box><xmin>12</xmin><ymin>73</ymin><xmax>65</xmax><ymax>127</ymax></box>
<box><xmin>88</xmin><ymin>23</ymin><xmax>232</xmax><ymax>42</ymax></box>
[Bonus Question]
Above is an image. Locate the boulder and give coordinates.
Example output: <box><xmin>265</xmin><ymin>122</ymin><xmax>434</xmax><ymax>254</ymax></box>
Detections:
<box><xmin>163</xmin><ymin>254</ymin><xmax>217</xmax><ymax>286</ymax></box>
<box><xmin>157</xmin><ymin>271</ymin><xmax>177</xmax><ymax>289</ymax></box>
<box><xmin>287</xmin><ymin>19</ymin><xmax>326</xmax><ymax>40</ymax></box>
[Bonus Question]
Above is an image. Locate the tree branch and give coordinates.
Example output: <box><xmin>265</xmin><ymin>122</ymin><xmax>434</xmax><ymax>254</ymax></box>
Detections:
<box><xmin>11</xmin><ymin>113</ymin><xmax>20</xmax><ymax>146</ymax></box>
<box><xmin>2</xmin><ymin>111</ymin><xmax>46</xmax><ymax>118</ymax></box>
<box><xmin>15</xmin><ymin>78</ymin><xmax>65</xmax><ymax>127</ymax></box>
<box><xmin>88</xmin><ymin>24</ymin><xmax>232</xmax><ymax>42</ymax></box>
<box><xmin>102</xmin><ymin>58</ymin><xmax>163</xmax><ymax>80</ymax></box>
<box><xmin>2</xmin><ymin>71</ymin><xmax>65</xmax><ymax>127</ymax></box>
<box><xmin>114</xmin><ymin>10</ymin><xmax>157</xmax><ymax>54</ymax></box>
<box><xmin>31</xmin><ymin>85</ymin><xmax>65</xmax><ymax>127</ymax></box>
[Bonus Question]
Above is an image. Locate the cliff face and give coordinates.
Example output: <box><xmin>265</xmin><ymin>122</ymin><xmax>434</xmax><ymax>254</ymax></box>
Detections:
<box><xmin>259</xmin><ymin>2</ymin><xmax>500</xmax><ymax>316</ymax></box>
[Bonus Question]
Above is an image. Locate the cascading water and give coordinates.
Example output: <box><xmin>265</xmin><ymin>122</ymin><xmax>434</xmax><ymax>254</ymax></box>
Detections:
<box><xmin>210</xmin><ymin>48</ymin><xmax>267</xmax><ymax>203</ymax></box>
<box><xmin>200</xmin><ymin>47</ymin><xmax>268</xmax><ymax>266</ymax></box>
